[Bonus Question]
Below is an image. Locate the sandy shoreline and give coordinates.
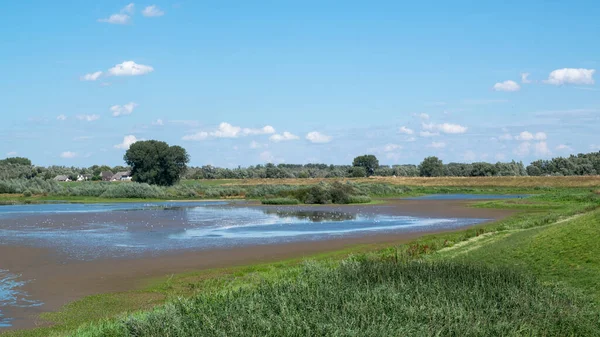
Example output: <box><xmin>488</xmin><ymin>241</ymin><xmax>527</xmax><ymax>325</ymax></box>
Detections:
<box><xmin>0</xmin><ymin>199</ymin><xmax>513</xmax><ymax>330</ymax></box>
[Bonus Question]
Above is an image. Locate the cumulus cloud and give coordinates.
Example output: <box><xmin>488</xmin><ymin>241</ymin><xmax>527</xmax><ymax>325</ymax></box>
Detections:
<box><xmin>422</xmin><ymin>122</ymin><xmax>468</xmax><ymax>134</ymax></box>
<box><xmin>521</xmin><ymin>73</ymin><xmax>532</xmax><ymax>84</ymax></box>
<box><xmin>493</xmin><ymin>80</ymin><xmax>521</xmax><ymax>92</ymax></box>
<box><xmin>80</xmin><ymin>71</ymin><xmax>102</xmax><ymax>81</ymax></box>
<box><xmin>515</xmin><ymin>131</ymin><xmax>546</xmax><ymax>141</ymax></box>
<box><xmin>98</xmin><ymin>14</ymin><xmax>131</xmax><ymax>24</ymax></box>
<box><xmin>499</xmin><ymin>133</ymin><xmax>513</xmax><ymax>141</ymax></box>
<box><xmin>398</xmin><ymin>126</ymin><xmax>414</xmax><ymax>135</ymax></box>
<box><xmin>152</xmin><ymin>119</ymin><xmax>164</xmax><ymax>126</ymax></box>
<box><xmin>270</xmin><ymin>131</ymin><xmax>299</xmax><ymax>142</ymax></box>
<box><xmin>76</xmin><ymin>114</ymin><xmax>100</xmax><ymax>122</ymax></box>
<box><xmin>98</xmin><ymin>4</ymin><xmax>134</xmax><ymax>24</ymax></box>
<box><xmin>534</xmin><ymin>141</ymin><xmax>551</xmax><ymax>156</ymax></box>
<box><xmin>114</xmin><ymin>135</ymin><xmax>138</xmax><ymax>150</ymax></box>
<box><xmin>60</xmin><ymin>151</ymin><xmax>77</xmax><ymax>159</ymax></box>
<box><xmin>428</xmin><ymin>141</ymin><xmax>446</xmax><ymax>149</ymax></box>
<box><xmin>108</xmin><ymin>61</ymin><xmax>154</xmax><ymax>76</ymax></box>
<box><xmin>182</xmin><ymin>122</ymin><xmax>275</xmax><ymax>141</ymax></box>
<box><xmin>57</xmin><ymin>114</ymin><xmax>67</xmax><ymax>121</ymax></box>
<box><xmin>306</xmin><ymin>131</ymin><xmax>332</xmax><ymax>143</ymax></box>
<box><xmin>142</xmin><ymin>5</ymin><xmax>164</xmax><ymax>17</ymax></box>
<box><xmin>111</xmin><ymin>102</ymin><xmax>138</xmax><ymax>117</ymax></box>
<box><xmin>419</xmin><ymin>113</ymin><xmax>430</xmax><ymax>120</ymax></box>
<box><xmin>420</xmin><ymin>131</ymin><xmax>439</xmax><ymax>137</ymax></box>
<box><xmin>122</xmin><ymin>3</ymin><xmax>135</xmax><ymax>14</ymax></box>
<box><xmin>514</xmin><ymin>142</ymin><xmax>531</xmax><ymax>157</ymax></box>
<box><xmin>545</xmin><ymin>68</ymin><xmax>595</xmax><ymax>85</ymax></box>
<box><xmin>6</xmin><ymin>151</ymin><xmax>17</xmax><ymax>156</ymax></box>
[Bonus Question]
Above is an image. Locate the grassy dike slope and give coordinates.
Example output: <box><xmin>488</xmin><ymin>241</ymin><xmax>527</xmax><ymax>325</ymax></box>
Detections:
<box><xmin>3</xmin><ymin>187</ymin><xmax>600</xmax><ymax>336</ymax></box>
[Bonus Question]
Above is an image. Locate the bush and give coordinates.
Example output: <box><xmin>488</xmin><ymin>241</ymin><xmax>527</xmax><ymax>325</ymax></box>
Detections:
<box><xmin>261</xmin><ymin>198</ymin><xmax>300</xmax><ymax>205</ymax></box>
<box><xmin>22</xmin><ymin>190</ymin><xmax>32</xmax><ymax>197</ymax></box>
<box><xmin>346</xmin><ymin>195</ymin><xmax>371</xmax><ymax>204</ymax></box>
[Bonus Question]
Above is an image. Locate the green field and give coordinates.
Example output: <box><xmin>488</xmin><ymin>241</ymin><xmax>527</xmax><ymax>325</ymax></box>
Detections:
<box><xmin>2</xmin><ymin>182</ymin><xmax>600</xmax><ymax>336</ymax></box>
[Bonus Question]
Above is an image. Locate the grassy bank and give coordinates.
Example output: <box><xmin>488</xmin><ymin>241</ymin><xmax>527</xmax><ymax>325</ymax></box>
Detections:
<box><xmin>2</xmin><ymin>186</ymin><xmax>600</xmax><ymax>336</ymax></box>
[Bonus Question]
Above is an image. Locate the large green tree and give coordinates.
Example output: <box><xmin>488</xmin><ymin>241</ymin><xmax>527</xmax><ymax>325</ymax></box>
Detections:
<box><xmin>352</xmin><ymin>155</ymin><xmax>379</xmax><ymax>176</ymax></box>
<box><xmin>419</xmin><ymin>156</ymin><xmax>444</xmax><ymax>177</ymax></box>
<box><xmin>124</xmin><ymin>140</ymin><xmax>189</xmax><ymax>186</ymax></box>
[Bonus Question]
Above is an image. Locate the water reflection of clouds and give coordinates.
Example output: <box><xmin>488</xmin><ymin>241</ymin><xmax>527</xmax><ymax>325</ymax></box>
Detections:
<box><xmin>0</xmin><ymin>270</ymin><xmax>43</xmax><ymax>328</ymax></box>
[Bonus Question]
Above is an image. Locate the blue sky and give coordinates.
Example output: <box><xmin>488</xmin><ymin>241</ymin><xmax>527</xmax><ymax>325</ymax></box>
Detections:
<box><xmin>1</xmin><ymin>1</ymin><xmax>598</xmax><ymax>167</ymax></box>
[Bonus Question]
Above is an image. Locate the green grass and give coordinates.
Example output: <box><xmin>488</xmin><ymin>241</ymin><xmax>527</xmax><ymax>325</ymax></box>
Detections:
<box><xmin>3</xmin><ymin>186</ymin><xmax>600</xmax><ymax>336</ymax></box>
<box><xmin>70</xmin><ymin>259</ymin><xmax>600</xmax><ymax>337</ymax></box>
<box><xmin>438</xmin><ymin>209</ymin><xmax>600</xmax><ymax>301</ymax></box>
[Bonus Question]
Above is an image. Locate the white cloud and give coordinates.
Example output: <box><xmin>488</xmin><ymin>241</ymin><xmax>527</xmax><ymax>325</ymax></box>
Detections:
<box><xmin>73</xmin><ymin>136</ymin><xmax>93</xmax><ymax>141</ymax></box>
<box><xmin>422</xmin><ymin>122</ymin><xmax>467</xmax><ymax>134</ymax></box>
<box><xmin>545</xmin><ymin>68</ymin><xmax>595</xmax><ymax>85</ymax></box>
<box><xmin>270</xmin><ymin>131</ymin><xmax>299</xmax><ymax>142</ymax></box>
<box><xmin>57</xmin><ymin>114</ymin><xmax>67</xmax><ymax>121</ymax></box>
<box><xmin>60</xmin><ymin>151</ymin><xmax>77</xmax><ymax>159</ymax></box>
<box><xmin>108</xmin><ymin>61</ymin><xmax>154</xmax><ymax>76</ymax></box>
<box><xmin>76</xmin><ymin>114</ymin><xmax>100</xmax><ymax>122</ymax></box>
<box><xmin>98</xmin><ymin>4</ymin><xmax>134</xmax><ymax>24</ymax></box>
<box><xmin>516</xmin><ymin>131</ymin><xmax>546</xmax><ymax>141</ymax></box>
<box><xmin>122</xmin><ymin>3</ymin><xmax>135</xmax><ymax>14</ymax></box>
<box><xmin>556</xmin><ymin>144</ymin><xmax>572</xmax><ymax>151</ymax></box>
<box><xmin>534</xmin><ymin>141</ymin><xmax>551</xmax><ymax>156</ymax></box>
<box><xmin>242</xmin><ymin>125</ymin><xmax>275</xmax><ymax>136</ymax></box>
<box><xmin>183</xmin><ymin>122</ymin><xmax>275</xmax><ymax>141</ymax></box>
<box><xmin>152</xmin><ymin>119</ymin><xmax>164</xmax><ymax>126</ymax></box>
<box><xmin>428</xmin><ymin>142</ymin><xmax>446</xmax><ymax>149</ymax></box>
<box><xmin>111</xmin><ymin>102</ymin><xmax>138</xmax><ymax>117</ymax></box>
<box><xmin>420</xmin><ymin>130</ymin><xmax>439</xmax><ymax>137</ymax></box>
<box><xmin>80</xmin><ymin>71</ymin><xmax>102</xmax><ymax>81</ymax></box>
<box><xmin>6</xmin><ymin>151</ymin><xmax>17</xmax><ymax>156</ymax></box>
<box><xmin>98</xmin><ymin>13</ymin><xmax>131</xmax><ymax>24</ymax></box>
<box><xmin>591</xmin><ymin>144</ymin><xmax>600</xmax><ymax>151</ymax></box>
<box><xmin>493</xmin><ymin>80</ymin><xmax>521</xmax><ymax>92</ymax></box>
<box><xmin>521</xmin><ymin>73</ymin><xmax>532</xmax><ymax>84</ymax></box>
<box><xmin>398</xmin><ymin>126</ymin><xmax>414</xmax><ymax>135</ymax></box>
<box><xmin>405</xmin><ymin>136</ymin><xmax>417</xmax><ymax>142</ymax></box>
<box><xmin>534</xmin><ymin>132</ymin><xmax>547</xmax><ymax>140</ymax></box>
<box><xmin>142</xmin><ymin>5</ymin><xmax>164</xmax><ymax>17</ymax></box>
<box><xmin>499</xmin><ymin>133</ymin><xmax>513</xmax><ymax>141</ymax></box>
<box><xmin>383</xmin><ymin>144</ymin><xmax>402</xmax><ymax>152</ymax></box>
<box><xmin>306</xmin><ymin>131</ymin><xmax>332</xmax><ymax>143</ymax></box>
<box><xmin>495</xmin><ymin>153</ymin><xmax>506</xmax><ymax>161</ymax></box>
<box><xmin>114</xmin><ymin>135</ymin><xmax>138</xmax><ymax>150</ymax></box>
<box><xmin>514</xmin><ymin>142</ymin><xmax>531</xmax><ymax>157</ymax></box>
<box><xmin>419</xmin><ymin>113</ymin><xmax>429</xmax><ymax>120</ymax></box>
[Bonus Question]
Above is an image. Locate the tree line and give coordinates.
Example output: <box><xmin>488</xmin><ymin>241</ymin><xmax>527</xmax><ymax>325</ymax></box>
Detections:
<box><xmin>2</xmin><ymin>141</ymin><xmax>600</xmax><ymax>186</ymax></box>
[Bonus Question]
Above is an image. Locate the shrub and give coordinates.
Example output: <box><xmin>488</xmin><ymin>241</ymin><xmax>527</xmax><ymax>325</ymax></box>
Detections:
<box><xmin>346</xmin><ymin>195</ymin><xmax>371</xmax><ymax>204</ymax></box>
<box><xmin>22</xmin><ymin>190</ymin><xmax>32</xmax><ymax>197</ymax></box>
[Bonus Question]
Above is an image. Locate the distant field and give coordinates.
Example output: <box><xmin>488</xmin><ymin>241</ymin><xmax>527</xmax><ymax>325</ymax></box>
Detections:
<box><xmin>195</xmin><ymin>176</ymin><xmax>600</xmax><ymax>188</ymax></box>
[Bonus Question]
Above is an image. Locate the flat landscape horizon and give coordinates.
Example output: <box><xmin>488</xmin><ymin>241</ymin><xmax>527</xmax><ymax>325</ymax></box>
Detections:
<box><xmin>2</xmin><ymin>1</ymin><xmax>600</xmax><ymax>335</ymax></box>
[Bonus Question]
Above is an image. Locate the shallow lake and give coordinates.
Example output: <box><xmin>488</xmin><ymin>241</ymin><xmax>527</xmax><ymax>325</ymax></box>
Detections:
<box><xmin>0</xmin><ymin>200</ymin><xmax>491</xmax><ymax>327</ymax></box>
<box><xmin>0</xmin><ymin>201</ymin><xmax>488</xmax><ymax>260</ymax></box>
